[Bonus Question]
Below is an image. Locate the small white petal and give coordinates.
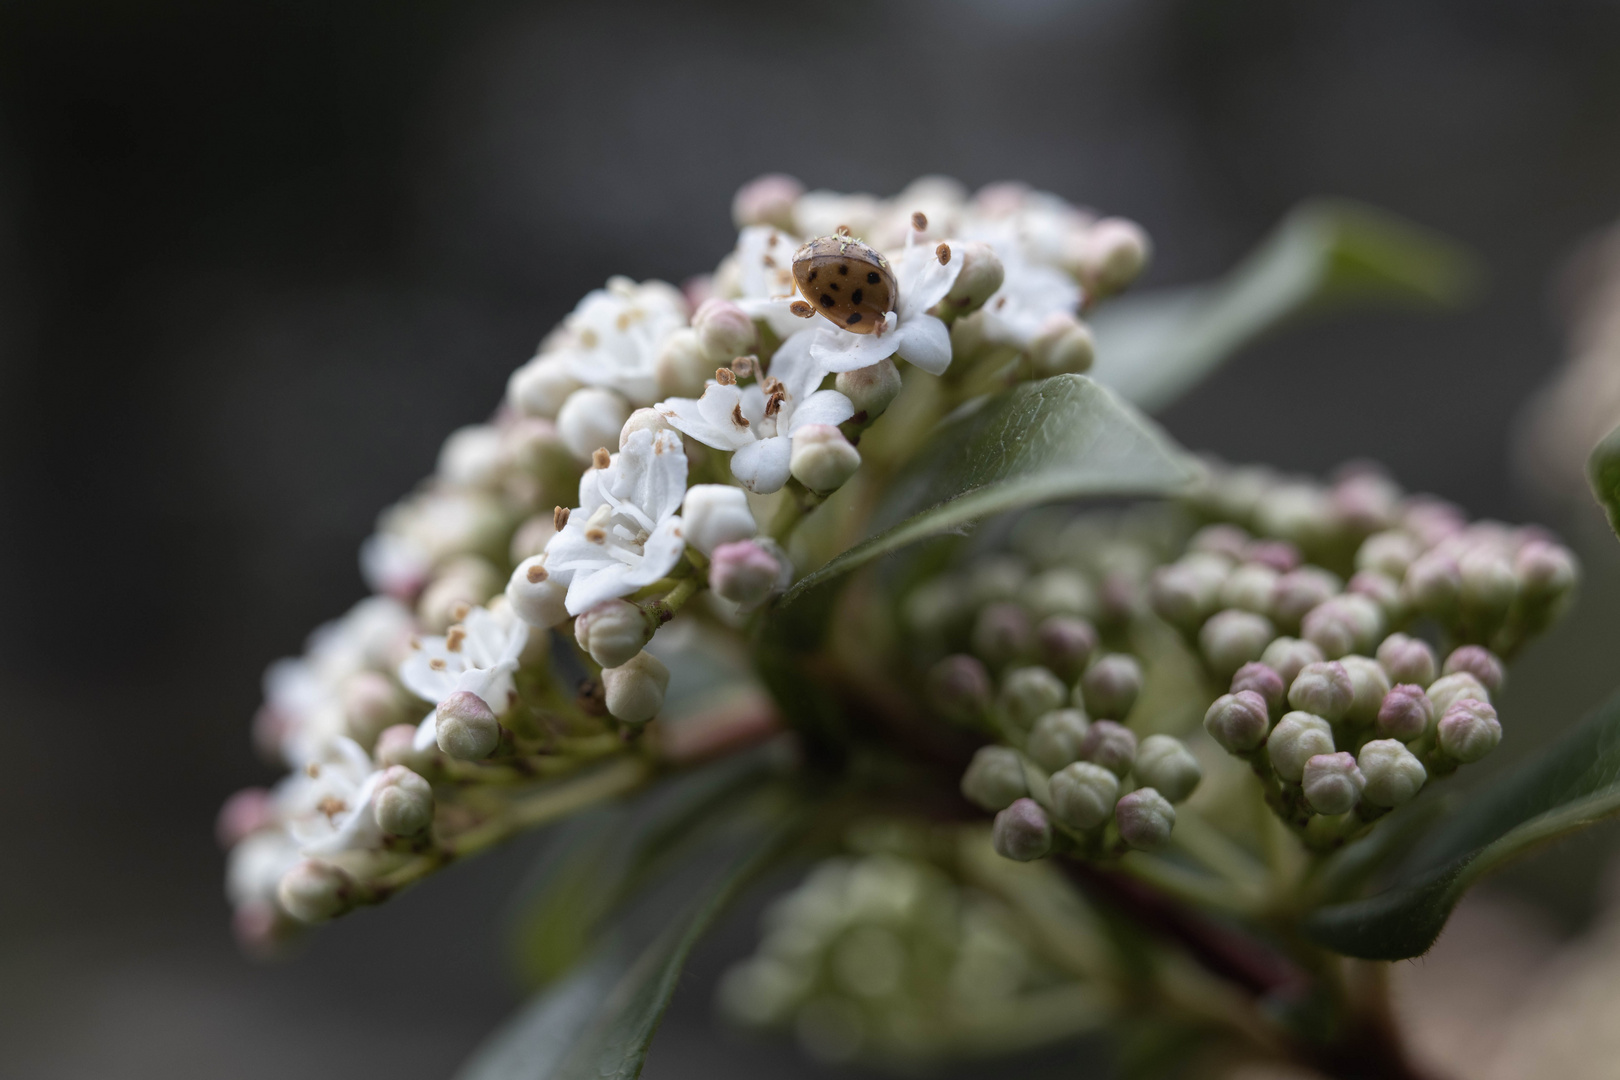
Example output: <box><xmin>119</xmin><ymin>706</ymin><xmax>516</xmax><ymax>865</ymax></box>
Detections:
<box><xmin>893</xmin><ymin>314</ymin><xmax>953</xmax><ymax>376</ymax></box>
<box><xmin>730</xmin><ymin>436</ymin><xmax>794</xmax><ymax>494</ymax></box>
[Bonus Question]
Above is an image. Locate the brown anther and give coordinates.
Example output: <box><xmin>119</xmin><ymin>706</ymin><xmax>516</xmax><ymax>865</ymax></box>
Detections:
<box><xmin>429</xmin><ymin>657</ymin><xmax>447</xmax><ymax>671</ymax></box>
<box><xmin>615</xmin><ymin>312</ymin><xmax>631</xmax><ymax>332</ymax></box>
<box><xmin>585</xmin><ymin>527</ymin><xmax>607</xmax><ymax>543</ymax></box>
<box><xmin>936</xmin><ymin>242</ymin><xmax>952</xmax><ymax>265</ymax></box>
<box><xmin>766</xmin><ymin>233</ymin><xmax>778</xmax><ymax>248</ymax></box>
<box><xmin>579</xmin><ymin>328</ymin><xmax>599</xmax><ymax>349</ymax></box>
<box><xmin>789</xmin><ymin>300</ymin><xmax>814</xmax><ymax>318</ymax></box>
<box><xmin>765</xmin><ymin>392</ymin><xmax>784</xmax><ymax>418</ymax></box>
<box><xmin>715</xmin><ymin>367</ymin><xmax>737</xmax><ymax>385</ymax></box>
<box><xmin>317</xmin><ymin>796</ymin><xmax>347</xmax><ymax>820</ymax></box>
<box><xmin>912</xmin><ymin>211</ymin><xmax>928</xmax><ymax>231</ymax></box>
<box><xmin>732</xmin><ymin>402</ymin><xmax>750</xmax><ymax>428</ymax></box>
<box><xmin>445</xmin><ymin>625</ymin><xmax>467</xmax><ymax>653</ymax></box>
<box><xmin>553</xmin><ymin>505</ymin><xmax>571</xmax><ymax>530</ymax></box>
<box><xmin>592</xmin><ymin>447</ymin><xmax>612</xmax><ymax>470</ymax></box>
<box><xmin>762</xmin><ymin>254</ymin><xmax>776</xmax><ymax>268</ymax></box>
<box><xmin>835</xmin><ymin>224</ymin><xmax>851</xmax><ymax>237</ymax></box>
<box><xmin>305</xmin><ymin>763</ymin><xmax>321</xmax><ymax>778</ymax></box>
<box><xmin>762</xmin><ymin>376</ymin><xmax>783</xmax><ymax>395</ymax></box>
<box><xmin>526</xmin><ymin>563</ymin><xmax>548</xmax><ymax>584</ymax></box>
<box><xmin>730</xmin><ymin>355</ymin><xmax>756</xmax><ymax>378</ymax></box>
<box><xmin>449</xmin><ymin>600</ymin><xmax>471</xmax><ymax>621</ymax></box>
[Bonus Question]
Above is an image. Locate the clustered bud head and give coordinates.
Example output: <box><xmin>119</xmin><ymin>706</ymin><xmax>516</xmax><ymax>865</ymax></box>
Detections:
<box><xmin>1034</xmin><ymin>615</ymin><xmax>1098</xmax><ymax>680</ymax></box>
<box><xmin>1079</xmin><ymin>654</ymin><xmax>1143</xmax><ymax>720</ymax></box>
<box><xmin>682</xmin><ymin>484</ymin><xmax>757</xmax><ymax>556</ymax></box>
<box><xmin>437</xmin><ymin>691</ymin><xmax>502</xmax><ymax>760</ymax></box>
<box><xmin>575</xmin><ymin>598</ymin><xmax>656</xmax><ymax>668</ymax></box>
<box><xmin>992</xmin><ymin>798</ymin><xmax>1053</xmax><ymax>861</ymax></box>
<box><xmin>999</xmin><ymin>666</ymin><xmax>1068</xmax><ymax>731</ymax></box>
<box><xmin>1261</xmin><ymin>637</ymin><xmax>1326</xmax><ymax>686</ymax></box>
<box><xmin>1079</xmin><ymin>719</ymin><xmax>1138</xmax><ymax>778</ymax></box>
<box><xmin>1115</xmin><ymin>787</ymin><xmax>1175</xmax><ymax>850</ymax></box>
<box><xmin>1443</xmin><ymin>645</ymin><xmax>1505</xmax><ymax>693</ymax></box>
<box><xmin>1026</xmin><ymin>708</ymin><xmax>1091</xmax><ymax>773</ymax></box>
<box><xmin>1377</xmin><ymin>632</ymin><xmax>1437</xmax><ymax>687</ymax></box>
<box><xmin>710</xmin><ymin>540</ymin><xmax>783</xmax><ymax>608</ymax></box>
<box><xmin>927</xmin><ymin>654</ymin><xmax>991</xmax><ymax>722</ymax></box>
<box><xmin>1302</xmin><ymin>752</ymin><xmax>1365</xmax><ymax>815</ymax></box>
<box><xmin>1230</xmin><ymin>661</ymin><xmax>1286</xmax><ymax>717</ymax></box>
<box><xmin>1288</xmin><ymin>661</ymin><xmax>1354</xmax><ymax>723</ymax></box>
<box><xmin>1359</xmin><ymin>739</ymin><xmax>1427</xmax><ymax>806</ymax></box>
<box><xmin>1267</xmin><ymin>712</ymin><xmax>1335</xmax><ymax>783</ymax></box>
<box><xmin>1204</xmin><ymin>691</ymin><xmax>1272</xmax><ymax>753</ymax></box>
<box><xmin>1134</xmin><ymin>735</ymin><xmax>1202</xmax><ymax>802</ymax></box>
<box><xmin>834</xmin><ymin>358</ymin><xmax>903</xmax><ymax>421</ymax></box>
<box><xmin>1376</xmin><ymin>684</ymin><xmax>1435</xmax><ymax>742</ymax></box>
<box><xmin>603</xmin><ymin>651</ymin><xmax>670</xmax><ymax>726</ymax></box>
<box><xmin>1049</xmin><ymin>761</ymin><xmax>1119</xmax><ymax>829</ymax></box>
<box><xmin>961</xmin><ymin>746</ymin><xmax>1028</xmax><ymax>811</ymax></box>
<box><xmin>373</xmin><ymin>765</ymin><xmax>434</xmax><ymax>837</ymax></box>
<box><xmin>789</xmin><ymin>424</ymin><xmax>861</xmax><ymax>493</ymax></box>
<box><xmin>1199</xmin><ymin>608</ymin><xmax>1276</xmax><ymax>678</ymax></box>
<box><xmin>1438</xmin><ymin>699</ymin><xmax>1502</xmax><ymax>763</ymax></box>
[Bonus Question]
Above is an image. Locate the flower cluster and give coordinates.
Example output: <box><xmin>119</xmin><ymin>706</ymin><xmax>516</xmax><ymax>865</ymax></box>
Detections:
<box><xmin>219</xmin><ymin>175</ymin><xmax>1151</xmax><ymax>947</ymax></box>
<box><xmin>897</xmin><ymin>461</ymin><xmax>1578</xmax><ymax>863</ymax></box>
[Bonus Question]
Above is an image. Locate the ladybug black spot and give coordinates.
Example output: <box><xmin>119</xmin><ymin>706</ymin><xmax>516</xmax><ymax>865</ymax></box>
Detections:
<box><xmin>851</xmin><ymin>288</ymin><xmax>863</xmax><ymax>304</ymax></box>
<box><xmin>866</xmin><ymin>271</ymin><xmax>880</xmax><ymax>284</ymax></box>
<box><xmin>807</xmin><ymin>270</ymin><xmax>817</xmax><ymax>282</ymax></box>
<box><xmin>830</xmin><ymin>282</ymin><xmax>840</xmax><ymax>291</ymax></box>
<box><xmin>838</xmin><ymin>264</ymin><xmax>849</xmax><ymax>275</ymax></box>
<box><xmin>820</xmin><ymin>294</ymin><xmax>835</xmax><ymax>308</ymax></box>
<box><xmin>846</xmin><ymin>312</ymin><xmax>862</xmax><ymax>325</ymax></box>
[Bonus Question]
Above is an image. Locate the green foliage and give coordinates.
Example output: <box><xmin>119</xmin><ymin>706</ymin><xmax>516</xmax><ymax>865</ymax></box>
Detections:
<box><xmin>1089</xmin><ymin>199</ymin><xmax>1478</xmax><ymax>414</ymax></box>
<box><xmin>781</xmin><ymin>375</ymin><xmax>1197</xmax><ymax>606</ymax></box>
<box><xmin>1304</xmin><ymin>691</ymin><xmax>1620</xmax><ymax>960</ymax></box>
<box><xmin>1587</xmin><ymin>419</ymin><xmax>1620</xmax><ymax>540</ymax></box>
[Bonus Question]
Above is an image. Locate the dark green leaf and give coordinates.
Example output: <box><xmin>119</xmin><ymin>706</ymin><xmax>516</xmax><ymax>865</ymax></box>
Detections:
<box><xmin>1587</xmin><ymin>420</ymin><xmax>1620</xmax><ymax>541</ymax></box>
<box><xmin>460</xmin><ymin>784</ymin><xmax>806</xmax><ymax>1080</ymax></box>
<box><xmin>1304</xmin><ymin>690</ymin><xmax>1620</xmax><ymax>960</ymax></box>
<box><xmin>780</xmin><ymin>374</ymin><xmax>1196</xmax><ymax>606</ymax></box>
<box><xmin>1089</xmin><ymin>199</ymin><xmax>1478</xmax><ymax>414</ymax></box>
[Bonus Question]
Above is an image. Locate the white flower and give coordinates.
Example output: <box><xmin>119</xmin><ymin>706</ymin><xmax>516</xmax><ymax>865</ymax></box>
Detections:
<box><xmin>656</xmin><ymin>335</ymin><xmax>854</xmax><ymax>493</ymax></box>
<box><xmin>807</xmin><ymin>235</ymin><xmax>962</xmax><ymax>376</ymax></box>
<box><xmin>226</xmin><ymin>828</ymin><xmax>302</xmax><ymax>907</ymax></box>
<box><xmin>960</xmin><ymin>184</ymin><xmax>1093</xmax><ymax>270</ymax></box>
<box><xmin>399</xmin><ymin>603</ymin><xmax>530</xmax><ymax>715</ymax></box>
<box><xmin>978</xmin><ymin>252</ymin><xmax>1083</xmax><ymax>349</ymax></box>
<box><xmin>729</xmin><ymin>226</ymin><xmax>809</xmax><ymax>340</ymax></box>
<box><xmin>543</xmin><ymin>427</ymin><xmax>689</xmax><ymax>614</ymax></box>
<box><xmin>360</xmin><ymin>488</ymin><xmax>508</xmax><ymax>597</ymax></box>
<box><xmin>553</xmin><ymin>277</ymin><xmax>688</xmax><ymax>406</ymax></box>
<box><xmin>276</xmin><ymin>736</ymin><xmax>389</xmax><ymax>856</ymax></box>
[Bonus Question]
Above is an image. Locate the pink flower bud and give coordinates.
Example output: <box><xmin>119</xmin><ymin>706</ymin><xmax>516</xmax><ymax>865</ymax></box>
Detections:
<box><xmin>693</xmin><ymin>298</ymin><xmax>757</xmax><ymax>361</ymax></box>
<box><xmin>436</xmin><ymin>690</ymin><xmax>501</xmax><ymax>760</ymax></box>
<box><xmin>575</xmin><ymin>598</ymin><xmax>657</xmax><ymax>668</ymax></box>
<box><xmin>277</xmin><ymin>859</ymin><xmax>354</xmax><ymax>924</ymax></box>
<box><xmin>373</xmin><ymin>766</ymin><xmax>434</xmax><ymax>837</ymax></box>
<box><xmin>1035</xmin><ymin>615</ymin><xmax>1098</xmax><ymax>680</ymax></box>
<box><xmin>835</xmin><ymin>357</ymin><xmax>903</xmax><ymax>421</ymax></box>
<box><xmin>1438</xmin><ymin>699</ymin><xmax>1502</xmax><ymax>763</ymax></box>
<box><xmin>992</xmin><ymin>798</ymin><xmax>1053</xmax><ymax>861</ymax></box>
<box><xmin>710</xmin><ymin>539</ymin><xmax>783</xmax><ymax>608</ymax></box>
<box><xmin>1079</xmin><ymin>720</ymin><xmax>1138</xmax><ymax>777</ymax></box>
<box><xmin>1376</xmin><ymin>684</ymin><xmax>1435</xmax><ymax>741</ymax></box>
<box><xmin>1271</xmin><ymin>566</ymin><xmax>1341</xmax><ymax>632</ymax></box>
<box><xmin>1261</xmin><ymin>636</ymin><xmax>1326</xmax><ymax>686</ymax></box>
<box><xmin>375</xmin><ymin>723</ymin><xmax>438</xmax><ymax>773</ymax></box>
<box><xmin>1376</xmin><ymin>632</ymin><xmax>1437</xmax><ymax>686</ymax></box>
<box><xmin>1288</xmin><ymin>661</ymin><xmax>1354</xmax><ymax>722</ymax></box>
<box><xmin>1115</xmin><ymin>788</ymin><xmax>1175</xmax><ymax>850</ymax></box>
<box><xmin>1076</xmin><ymin>217</ymin><xmax>1151</xmax><ymax>297</ymax></box>
<box><xmin>1199</xmin><ymin>609</ymin><xmax>1276</xmax><ymax>679</ymax></box>
<box><xmin>1231</xmin><ymin>662</ymin><xmax>1286</xmax><ymax>717</ymax></box>
<box><xmin>1246</xmin><ymin>539</ymin><xmax>1303</xmax><ymax>573</ymax></box>
<box><xmin>731</xmin><ymin>173</ymin><xmax>803</xmax><ymax>230</ymax></box>
<box><xmin>217</xmin><ymin>788</ymin><xmax>276</xmax><ymax>848</ymax></box>
<box><xmin>1080</xmin><ymin>654</ymin><xmax>1143</xmax><ymax>720</ymax></box>
<box><xmin>972</xmin><ymin>602</ymin><xmax>1032</xmax><ymax>666</ymax></box>
<box><xmin>1302</xmin><ymin>752</ymin><xmax>1365</xmax><ymax>815</ymax></box>
<box><xmin>1404</xmin><ymin>550</ymin><xmax>1461</xmax><ymax>618</ymax></box>
<box><xmin>1204</xmin><ymin>690</ymin><xmax>1272</xmax><ymax>754</ymax></box>
<box><xmin>1442</xmin><ymin>645</ymin><xmax>1505</xmax><ymax>693</ymax></box>
<box><xmin>927</xmin><ymin>654</ymin><xmax>992</xmax><ymax>721</ymax></box>
<box><xmin>788</xmin><ymin>424</ymin><xmax>861</xmax><ymax>493</ymax></box>
<box><xmin>1189</xmin><ymin>524</ymin><xmax>1251</xmax><ymax>560</ymax></box>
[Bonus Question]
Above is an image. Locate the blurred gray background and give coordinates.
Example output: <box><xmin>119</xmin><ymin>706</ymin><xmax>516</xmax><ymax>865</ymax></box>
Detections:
<box><xmin>4</xmin><ymin>1</ymin><xmax>1620</xmax><ymax>1077</ymax></box>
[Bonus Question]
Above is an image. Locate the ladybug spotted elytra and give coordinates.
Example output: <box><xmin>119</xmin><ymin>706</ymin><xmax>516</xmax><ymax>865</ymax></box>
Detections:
<box><xmin>789</xmin><ymin>233</ymin><xmax>896</xmax><ymax>334</ymax></box>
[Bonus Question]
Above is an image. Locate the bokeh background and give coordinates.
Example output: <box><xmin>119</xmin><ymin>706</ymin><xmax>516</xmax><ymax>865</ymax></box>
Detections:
<box><xmin>5</xmin><ymin>2</ymin><xmax>1620</xmax><ymax>1077</ymax></box>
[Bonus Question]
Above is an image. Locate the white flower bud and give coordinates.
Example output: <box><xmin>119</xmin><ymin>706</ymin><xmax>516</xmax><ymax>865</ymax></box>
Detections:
<box><xmin>710</xmin><ymin>539</ymin><xmax>783</xmax><ymax>608</ymax></box>
<box><xmin>1079</xmin><ymin>654</ymin><xmax>1143</xmax><ymax>720</ymax></box>
<box><xmin>732</xmin><ymin>173</ymin><xmax>803</xmax><ymax>230</ymax></box>
<box><xmin>1029</xmin><ymin>312</ymin><xmax>1095</xmax><ymax>378</ymax></box>
<box><xmin>960</xmin><ymin>746</ymin><xmax>1029</xmax><ymax>810</ymax></box>
<box><xmin>1458</xmin><ymin>547</ymin><xmax>1517</xmax><ymax>625</ymax></box>
<box><xmin>999</xmin><ymin>665</ymin><xmax>1068</xmax><ymax>731</ymax></box>
<box><xmin>940</xmin><ymin>241</ymin><xmax>1005</xmax><ymax>317</ymax></box>
<box><xmin>681</xmin><ymin>484</ymin><xmax>757</xmax><ymax>556</ymax></box>
<box><xmin>1199</xmin><ymin>609</ymin><xmax>1276</xmax><ymax>679</ymax></box>
<box><xmin>507</xmin><ymin>354</ymin><xmax>582</xmax><ymax>419</ymax></box>
<box><xmin>436</xmin><ymin>690</ymin><xmax>501</xmax><ymax>760</ymax></box>
<box><xmin>692</xmin><ymin>298</ymin><xmax>757</xmax><ymax>361</ymax></box>
<box><xmin>1022</xmin><ymin>568</ymin><xmax>1098</xmax><ymax>620</ymax></box>
<box><xmin>1271</xmin><ymin>566</ymin><xmax>1342</xmax><ymax>631</ymax></box>
<box><xmin>1347</xmin><ymin>570</ymin><xmax>1405</xmax><ymax>622</ymax></box>
<box><xmin>216</xmin><ymin>787</ymin><xmax>276</xmax><ymax>848</ymax></box>
<box><xmin>1150</xmin><ymin>554</ymin><xmax>1229</xmax><ymax>630</ymax></box>
<box><xmin>1404</xmin><ymin>551</ymin><xmax>1461</xmax><ymax>618</ymax></box>
<box><xmin>1204</xmin><ymin>690</ymin><xmax>1272</xmax><ymax>754</ymax></box>
<box><xmin>373</xmin><ymin>765</ymin><xmax>434</xmax><ymax>837</ymax></box>
<box><xmin>1134</xmin><ymin>735</ymin><xmax>1202</xmax><ymax>803</ymax></box>
<box><xmin>341</xmin><ymin>670</ymin><xmax>406</xmax><ymax>745</ymax></box>
<box><xmin>1338</xmin><ymin>655</ymin><xmax>1391</xmax><ymax>725</ymax></box>
<box><xmin>1221</xmin><ymin>562</ymin><xmax>1281</xmax><ymax>614</ymax></box>
<box><xmin>620</xmin><ymin>406</ymin><xmax>675</xmax><ymax>448</ymax></box>
<box><xmin>1376</xmin><ymin>684</ymin><xmax>1435</xmax><ymax>742</ymax></box>
<box><xmin>277</xmin><ymin>859</ymin><xmax>354</xmax><ymax>924</ymax></box>
<box><xmin>654</xmin><ymin>327</ymin><xmax>712</xmax><ymax>399</ymax></box>
<box><xmin>1267</xmin><ymin>712</ymin><xmax>1335</xmax><ymax>783</ymax></box>
<box><xmin>1426</xmin><ymin>672</ymin><xmax>1490</xmax><ymax>715</ymax></box>
<box><xmin>509</xmin><ymin>514</ymin><xmax>559</xmax><ymax>563</ymax></box>
<box><xmin>1356</xmin><ymin>530</ymin><xmax>1422</xmax><ymax>579</ymax></box>
<box><xmin>1026</xmin><ymin>708</ymin><xmax>1091</xmax><ymax>772</ymax></box>
<box><xmin>1442</xmin><ymin>645</ymin><xmax>1505</xmax><ymax>693</ymax></box>
<box><xmin>1514</xmin><ymin>539</ymin><xmax>1578</xmax><ymax>605</ymax></box>
<box><xmin>1255</xmin><ymin>483</ymin><xmax>1336</xmax><ymax>550</ymax></box>
<box><xmin>1302</xmin><ymin>752</ymin><xmax>1365</xmax><ymax>815</ymax></box>
<box><xmin>1049</xmin><ymin>761</ymin><xmax>1120</xmax><ymax>829</ymax></box>
<box><xmin>1288</xmin><ymin>661</ymin><xmax>1354</xmax><ymax>722</ymax></box>
<box><xmin>1079</xmin><ymin>719</ymin><xmax>1138</xmax><ymax>778</ymax></box>
<box><xmin>602</xmin><ymin>651</ymin><xmax>670</xmax><ymax>725</ymax></box>
<box><xmin>1261</xmin><ymin>636</ymin><xmax>1326</xmax><ymax>686</ymax></box>
<box><xmin>1115</xmin><ymin>788</ymin><xmax>1175</xmax><ymax>850</ymax></box>
<box><xmin>1376</xmin><ymin>632</ymin><xmax>1438</xmax><ymax>686</ymax></box>
<box><xmin>991</xmin><ymin>798</ymin><xmax>1052</xmax><ymax>861</ymax></box>
<box><xmin>973</xmin><ymin>602</ymin><xmax>1032</xmax><ymax>666</ymax></box>
<box><xmin>789</xmin><ymin>424</ymin><xmax>861</xmax><ymax>493</ymax></box>
<box><xmin>575</xmin><ymin>598</ymin><xmax>656</xmax><ymax>668</ymax></box>
<box><xmin>437</xmin><ymin>424</ymin><xmax>505</xmax><ymax>488</ymax></box>
<box><xmin>507</xmin><ymin>556</ymin><xmax>570</xmax><ymax>629</ymax></box>
<box><xmin>835</xmin><ymin>357</ymin><xmax>903</xmax><ymax>421</ymax></box>
<box><xmin>557</xmin><ymin>388</ymin><xmax>632</xmax><ymax>463</ymax></box>
<box><xmin>374</xmin><ymin>723</ymin><xmax>437</xmax><ymax>772</ymax></box>
<box><xmin>1301</xmin><ymin>594</ymin><xmax>1384</xmax><ymax>659</ymax></box>
<box><xmin>1076</xmin><ymin>217</ymin><xmax>1151</xmax><ymax>297</ymax></box>
<box><xmin>418</xmin><ymin>557</ymin><xmax>502</xmax><ymax>632</ymax></box>
<box><xmin>1438</xmin><ymin>699</ymin><xmax>1501</xmax><ymax>763</ymax></box>
<box><xmin>1359</xmin><ymin>739</ymin><xmax>1427</xmax><ymax>807</ymax></box>
<box><xmin>1231</xmin><ymin>662</ymin><xmax>1286</xmax><ymax>717</ymax></box>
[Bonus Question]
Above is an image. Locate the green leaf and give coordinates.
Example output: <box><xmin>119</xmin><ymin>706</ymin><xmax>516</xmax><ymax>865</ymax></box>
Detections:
<box><xmin>1088</xmin><ymin>199</ymin><xmax>1478</xmax><ymax>414</ymax></box>
<box><xmin>1304</xmin><ymin>690</ymin><xmax>1620</xmax><ymax>960</ymax></box>
<box><xmin>1587</xmin><ymin>419</ymin><xmax>1620</xmax><ymax>541</ymax></box>
<box><xmin>780</xmin><ymin>374</ymin><xmax>1196</xmax><ymax>606</ymax></box>
<box><xmin>459</xmin><ymin>784</ymin><xmax>805</xmax><ymax>1080</ymax></box>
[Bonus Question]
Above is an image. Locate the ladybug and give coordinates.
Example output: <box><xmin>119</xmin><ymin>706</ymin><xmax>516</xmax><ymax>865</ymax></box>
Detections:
<box><xmin>790</xmin><ymin>231</ymin><xmax>896</xmax><ymax>334</ymax></box>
